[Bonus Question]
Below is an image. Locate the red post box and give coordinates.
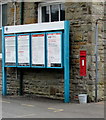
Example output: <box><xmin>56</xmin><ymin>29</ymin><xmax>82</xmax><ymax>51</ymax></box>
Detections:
<box><xmin>80</xmin><ymin>51</ymin><xmax>86</xmax><ymax>76</ymax></box>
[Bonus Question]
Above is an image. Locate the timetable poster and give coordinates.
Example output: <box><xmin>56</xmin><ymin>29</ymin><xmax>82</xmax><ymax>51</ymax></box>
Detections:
<box><xmin>5</xmin><ymin>36</ymin><xmax>16</xmax><ymax>64</ymax></box>
<box><xmin>32</xmin><ymin>34</ymin><xmax>45</xmax><ymax>66</ymax></box>
<box><xmin>18</xmin><ymin>35</ymin><xmax>29</xmax><ymax>65</ymax></box>
<box><xmin>47</xmin><ymin>33</ymin><xmax>62</xmax><ymax>67</ymax></box>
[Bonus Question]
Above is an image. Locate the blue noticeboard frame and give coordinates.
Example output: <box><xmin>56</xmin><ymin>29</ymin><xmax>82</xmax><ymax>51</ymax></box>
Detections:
<box><xmin>17</xmin><ymin>34</ymin><xmax>30</xmax><ymax>68</ymax></box>
<box><xmin>46</xmin><ymin>31</ymin><xmax>63</xmax><ymax>69</ymax></box>
<box><xmin>31</xmin><ymin>33</ymin><xmax>46</xmax><ymax>68</ymax></box>
<box><xmin>64</xmin><ymin>21</ymin><xmax>70</xmax><ymax>103</ymax></box>
<box><xmin>2</xmin><ymin>21</ymin><xmax>70</xmax><ymax>103</ymax></box>
<box><xmin>4</xmin><ymin>34</ymin><xmax>17</xmax><ymax>67</ymax></box>
<box><xmin>2</xmin><ymin>27</ymin><xmax>7</xmax><ymax>95</ymax></box>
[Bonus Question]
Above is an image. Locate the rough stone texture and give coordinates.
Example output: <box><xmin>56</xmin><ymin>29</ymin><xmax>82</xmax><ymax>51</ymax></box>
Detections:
<box><xmin>7</xmin><ymin>2</ymin><xmax>38</xmax><ymax>25</ymax></box>
<box><xmin>23</xmin><ymin>69</ymin><xmax>64</xmax><ymax>99</ymax></box>
<box><xmin>92</xmin><ymin>2</ymin><xmax>104</xmax><ymax>101</ymax></box>
<box><xmin>6</xmin><ymin>68</ymin><xmax>64</xmax><ymax>99</ymax></box>
<box><xmin>6</xmin><ymin>68</ymin><xmax>20</xmax><ymax>95</ymax></box>
<box><xmin>65</xmin><ymin>2</ymin><xmax>104</xmax><ymax>102</ymax></box>
<box><xmin>23</xmin><ymin>2</ymin><xmax>38</xmax><ymax>24</ymax></box>
<box><xmin>1</xmin><ymin>2</ymin><xmax>104</xmax><ymax>102</ymax></box>
<box><xmin>7</xmin><ymin>2</ymin><xmax>21</xmax><ymax>25</ymax></box>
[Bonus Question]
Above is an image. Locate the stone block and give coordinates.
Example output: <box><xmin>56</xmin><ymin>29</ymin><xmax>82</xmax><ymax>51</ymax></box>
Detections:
<box><xmin>74</xmin><ymin>32</ymin><xmax>83</xmax><ymax>41</ymax></box>
<box><xmin>24</xmin><ymin>18</ymin><xmax>36</xmax><ymax>24</ymax></box>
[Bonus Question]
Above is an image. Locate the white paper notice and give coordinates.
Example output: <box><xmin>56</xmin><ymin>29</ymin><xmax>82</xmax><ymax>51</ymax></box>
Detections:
<box><xmin>18</xmin><ymin>35</ymin><xmax>29</xmax><ymax>64</ymax></box>
<box><xmin>5</xmin><ymin>36</ymin><xmax>16</xmax><ymax>63</ymax></box>
<box><xmin>47</xmin><ymin>33</ymin><xmax>61</xmax><ymax>67</ymax></box>
<box><xmin>32</xmin><ymin>34</ymin><xmax>45</xmax><ymax>65</ymax></box>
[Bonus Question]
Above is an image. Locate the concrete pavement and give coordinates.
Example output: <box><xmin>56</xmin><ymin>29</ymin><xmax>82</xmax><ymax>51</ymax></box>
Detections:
<box><xmin>1</xmin><ymin>96</ymin><xmax>104</xmax><ymax>118</ymax></box>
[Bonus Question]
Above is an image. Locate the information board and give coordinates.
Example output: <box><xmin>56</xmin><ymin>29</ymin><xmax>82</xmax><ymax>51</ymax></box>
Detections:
<box><xmin>47</xmin><ymin>32</ymin><xmax>62</xmax><ymax>67</ymax></box>
<box><xmin>5</xmin><ymin>36</ymin><xmax>16</xmax><ymax>65</ymax></box>
<box><xmin>31</xmin><ymin>34</ymin><xmax>45</xmax><ymax>66</ymax></box>
<box><xmin>18</xmin><ymin>34</ymin><xmax>30</xmax><ymax>66</ymax></box>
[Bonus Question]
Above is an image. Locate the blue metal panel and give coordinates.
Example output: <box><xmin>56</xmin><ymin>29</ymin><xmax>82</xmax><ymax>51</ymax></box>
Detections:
<box><xmin>46</xmin><ymin>31</ymin><xmax>63</xmax><ymax>68</ymax></box>
<box><xmin>64</xmin><ymin>21</ymin><xmax>70</xmax><ymax>103</ymax></box>
<box><xmin>45</xmin><ymin>32</ymin><xmax>47</xmax><ymax>68</ymax></box>
<box><xmin>31</xmin><ymin>33</ymin><xmax>46</xmax><ymax>68</ymax></box>
<box><xmin>17</xmin><ymin>34</ymin><xmax>30</xmax><ymax>67</ymax></box>
<box><xmin>29</xmin><ymin>33</ymin><xmax>31</xmax><ymax>67</ymax></box>
<box><xmin>17</xmin><ymin>66</ymin><xmax>30</xmax><ymax>68</ymax></box>
<box><xmin>2</xmin><ymin>27</ymin><xmax>7</xmax><ymax>95</ymax></box>
<box><xmin>4</xmin><ymin>34</ymin><xmax>17</xmax><ymax>67</ymax></box>
<box><xmin>5</xmin><ymin>66</ymin><xmax>16</xmax><ymax>68</ymax></box>
<box><xmin>62</xmin><ymin>32</ymin><xmax>64</xmax><ymax>67</ymax></box>
<box><xmin>46</xmin><ymin>66</ymin><xmax>62</xmax><ymax>69</ymax></box>
<box><xmin>16</xmin><ymin>34</ymin><xmax>18</xmax><ymax>67</ymax></box>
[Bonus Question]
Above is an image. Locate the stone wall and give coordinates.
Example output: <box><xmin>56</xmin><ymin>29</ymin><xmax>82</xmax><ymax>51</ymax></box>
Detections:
<box><xmin>1</xmin><ymin>2</ymin><xmax>104</xmax><ymax>102</ymax></box>
<box><xmin>92</xmin><ymin>2</ymin><xmax>104</xmax><ymax>101</ymax></box>
<box><xmin>22</xmin><ymin>69</ymin><xmax>64</xmax><ymax>99</ymax></box>
<box><xmin>23</xmin><ymin>2</ymin><xmax>38</xmax><ymax>24</ymax></box>
<box><xmin>7</xmin><ymin>2</ymin><xmax>20</xmax><ymax>25</ymax></box>
<box><xmin>6</xmin><ymin>68</ymin><xmax>64</xmax><ymax>99</ymax></box>
<box><xmin>7</xmin><ymin>2</ymin><xmax>38</xmax><ymax>25</ymax></box>
<box><xmin>7</xmin><ymin>68</ymin><xmax>19</xmax><ymax>95</ymax></box>
<box><xmin>65</xmin><ymin>2</ymin><xmax>104</xmax><ymax>101</ymax></box>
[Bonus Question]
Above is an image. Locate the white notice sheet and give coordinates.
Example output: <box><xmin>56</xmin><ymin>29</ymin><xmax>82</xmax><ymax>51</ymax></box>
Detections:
<box><xmin>47</xmin><ymin>33</ymin><xmax>61</xmax><ymax>67</ymax></box>
<box><xmin>32</xmin><ymin>34</ymin><xmax>45</xmax><ymax>65</ymax></box>
<box><xmin>5</xmin><ymin>36</ymin><xmax>16</xmax><ymax>63</ymax></box>
<box><xmin>18</xmin><ymin>35</ymin><xmax>29</xmax><ymax>64</ymax></box>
